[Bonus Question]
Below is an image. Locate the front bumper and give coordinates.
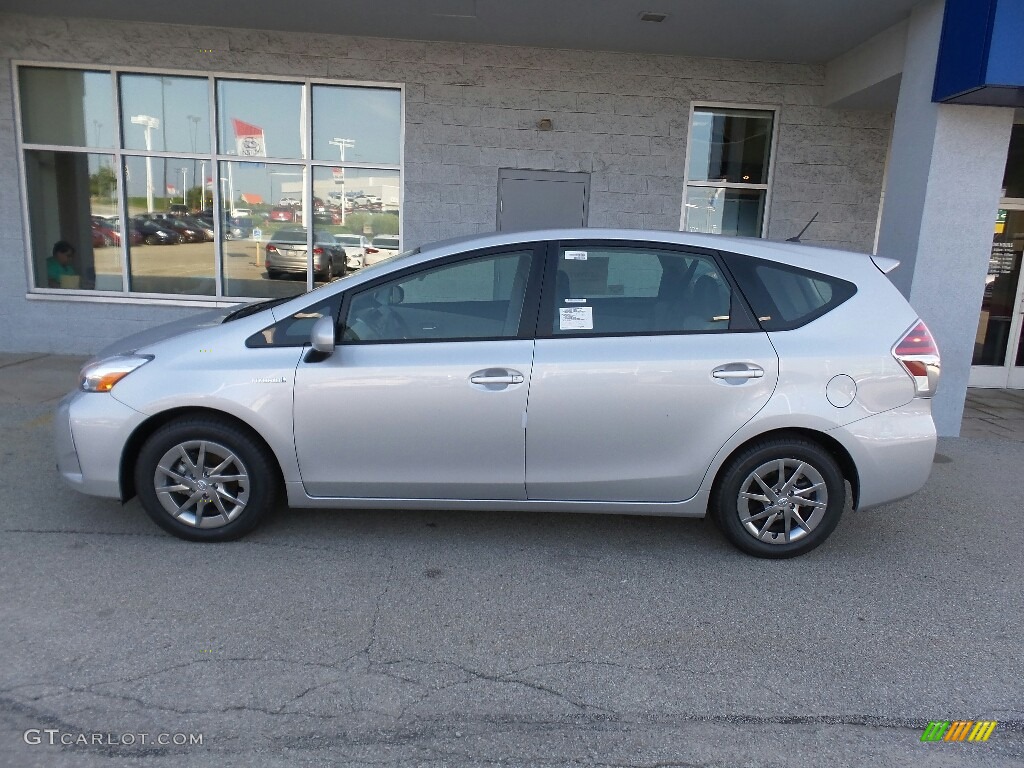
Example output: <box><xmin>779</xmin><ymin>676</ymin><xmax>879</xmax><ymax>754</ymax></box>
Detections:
<box><xmin>54</xmin><ymin>390</ymin><xmax>147</xmax><ymax>499</ymax></box>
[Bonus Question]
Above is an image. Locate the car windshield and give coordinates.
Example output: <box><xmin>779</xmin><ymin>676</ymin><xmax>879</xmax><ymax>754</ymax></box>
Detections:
<box><xmin>374</xmin><ymin>237</ymin><xmax>399</xmax><ymax>248</ymax></box>
<box><xmin>336</xmin><ymin>235</ymin><xmax>361</xmax><ymax>245</ymax></box>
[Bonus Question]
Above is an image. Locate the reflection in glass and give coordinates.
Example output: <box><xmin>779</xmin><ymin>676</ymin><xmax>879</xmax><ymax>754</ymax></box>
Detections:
<box><xmin>312</xmin><ymin>167</ymin><xmax>400</xmax><ymax>271</ymax></box>
<box><xmin>124</xmin><ymin>156</ymin><xmax>215</xmax><ymax>295</ymax></box>
<box><xmin>19</xmin><ymin>68</ymin><xmax>115</xmax><ymax>148</ymax></box>
<box><xmin>217</xmin><ymin>80</ymin><xmax>305</xmax><ymax>159</ymax></box>
<box><xmin>975</xmin><ymin>209</ymin><xmax>1024</xmax><ymax>366</ymax></box>
<box><xmin>685</xmin><ymin>188</ymin><xmax>765</xmax><ymax>237</ymax></box>
<box><xmin>120</xmin><ymin>74</ymin><xmax>211</xmax><ymax>154</ymax></box>
<box><xmin>312</xmin><ymin>86</ymin><xmax>402</xmax><ymax>164</ymax></box>
<box><xmin>221</xmin><ymin>161</ymin><xmax>309</xmax><ymax>299</ymax></box>
<box><xmin>688</xmin><ymin>108</ymin><xmax>773</xmax><ymax>184</ymax></box>
<box><xmin>25</xmin><ymin>151</ymin><xmax>123</xmax><ymax>291</ymax></box>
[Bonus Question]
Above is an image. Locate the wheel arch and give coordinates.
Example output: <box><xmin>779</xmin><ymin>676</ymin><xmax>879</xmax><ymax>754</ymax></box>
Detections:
<box><xmin>710</xmin><ymin>427</ymin><xmax>860</xmax><ymax>511</ymax></box>
<box><xmin>119</xmin><ymin>406</ymin><xmax>285</xmax><ymax>503</ymax></box>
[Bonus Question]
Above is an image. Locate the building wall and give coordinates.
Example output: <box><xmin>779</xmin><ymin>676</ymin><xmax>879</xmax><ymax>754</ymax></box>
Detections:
<box><xmin>0</xmin><ymin>13</ymin><xmax>891</xmax><ymax>353</ymax></box>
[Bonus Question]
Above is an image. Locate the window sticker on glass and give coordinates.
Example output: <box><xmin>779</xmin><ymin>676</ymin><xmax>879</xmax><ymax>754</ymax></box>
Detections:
<box><xmin>564</xmin><ymin>298</ymin><xmax>587</xmax><ymax>304</ymax></box>
<box><xmin>559</xmin><ymin>306</ymin><xmax>593</xmax><ymax>330</ymax></box>
<box><xmin>564</xmin><ymin>250</ymin><xmax>588</xmax><ymax>261</ymax></box>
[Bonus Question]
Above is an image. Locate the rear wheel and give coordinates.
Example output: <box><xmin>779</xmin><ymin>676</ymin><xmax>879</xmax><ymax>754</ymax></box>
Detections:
<box><xmin>713</xmin><ymin>437</ymin><xmax>845</xmax><ymax>558</ymax></box>
<box><xmin>134</xmin><ymin>416</ymin><xmax>279</xmax><ymax>542</ymax></box>
<box><xmin>144</xmin><ymin>235</ymin><xmax>158</xmax><ymax>245</ymax></box>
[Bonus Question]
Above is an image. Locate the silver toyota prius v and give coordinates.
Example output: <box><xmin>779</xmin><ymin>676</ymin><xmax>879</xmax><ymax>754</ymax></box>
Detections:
<box><xmin>55</xmin><ymin>229</ymin><xmax>940</xmax><ymax>558</ymax></box>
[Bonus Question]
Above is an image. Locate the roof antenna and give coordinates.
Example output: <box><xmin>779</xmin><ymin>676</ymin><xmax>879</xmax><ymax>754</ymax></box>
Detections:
<box><xmin>786</xmin><ymin>212</ymin><xmax>818</xmax><ymax>243</ymax></box>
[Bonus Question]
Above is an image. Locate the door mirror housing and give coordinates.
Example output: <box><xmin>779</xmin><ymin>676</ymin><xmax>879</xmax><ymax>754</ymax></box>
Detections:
<box><xmin>310</xmin><ymin>315</ymin><xmax>336</xmax><ymax>355</ymax></box>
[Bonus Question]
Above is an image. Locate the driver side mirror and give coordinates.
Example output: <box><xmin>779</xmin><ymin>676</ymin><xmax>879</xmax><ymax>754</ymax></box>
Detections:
<box><xmin>310</xmin><ymin>315</ymin><xmax>336</xmax><ymax>355</ymax></box>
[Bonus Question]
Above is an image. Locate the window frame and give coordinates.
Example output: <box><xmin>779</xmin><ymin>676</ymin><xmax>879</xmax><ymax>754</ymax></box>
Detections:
<box><xmin>337</xmin><ymin>243</ymin><xmax>547</xmax><ymax>346</ymax></box>
<box><xmin>679</xmin><ymin>102</ymin><xmax>779</xmax><ymax>239</ymax></box>
<box><xmin>536</xmin><ymin>239</ymin><xmax>759</xmax><ymax>339</ymax></box>
<box><xmin>12</xmin><ymin>60</ymin><xmax>404</xmax><ymax>306</ymax></box>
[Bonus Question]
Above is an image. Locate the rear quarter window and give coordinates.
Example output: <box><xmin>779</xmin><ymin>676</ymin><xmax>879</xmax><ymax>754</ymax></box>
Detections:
<box><xmin>725</xmin><ymin>255</ymin><xmax>856</xmax><ymax>331</ymax></box>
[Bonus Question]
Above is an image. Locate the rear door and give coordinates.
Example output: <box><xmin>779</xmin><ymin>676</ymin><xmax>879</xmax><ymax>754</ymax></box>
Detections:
<box><xmin>525</xmin><ymin>240</ymin><xmax>779</xmax><ymax>502</ymax></box>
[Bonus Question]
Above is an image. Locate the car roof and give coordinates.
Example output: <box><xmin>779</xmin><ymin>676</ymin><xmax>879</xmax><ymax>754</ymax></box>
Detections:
<box><xmin>413</xmin><ymin>228</ymin><xmax>884</xmax><ymax>277</ymax></box>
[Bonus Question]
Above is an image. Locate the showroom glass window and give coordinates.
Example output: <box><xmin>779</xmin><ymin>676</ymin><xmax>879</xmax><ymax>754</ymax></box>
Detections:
<box><xmin>16</xmin><ymin>64</ymin><xmax>402</xmax><ymax>300</ymax></box>
<box><xmin>683</xmin><ymin>106</ymin><xmax>775</xmax><ymax>238</ymax></box>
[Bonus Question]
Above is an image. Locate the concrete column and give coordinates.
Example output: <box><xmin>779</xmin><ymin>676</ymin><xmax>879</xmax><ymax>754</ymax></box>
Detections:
<box><xmin>876</xmin><ymin>0</ymin><xmax>1014</xmax><ymax>436</ymax></box>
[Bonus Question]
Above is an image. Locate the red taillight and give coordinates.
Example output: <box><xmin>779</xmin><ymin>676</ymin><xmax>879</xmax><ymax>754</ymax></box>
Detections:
<box><xmin>893</xmin><ymin>320</ymin><xmax>940</xmax><ymax>398</ymax></box>
<box><xmin>366</xmin><ymin>247</ymin><xmax>379</xmax><ymax>254</ymax></box>
<box><xmin>266</xmin><ymin>244</ymin><xmax>278</xmax><ymax>253</ymax></box>
<box><xmin>313</xmin><ymin>246</ymin><xmax>323</xmax><ymax>255</ymax></box>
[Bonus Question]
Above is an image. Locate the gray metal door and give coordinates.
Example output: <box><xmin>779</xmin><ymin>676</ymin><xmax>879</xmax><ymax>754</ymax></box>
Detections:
<box><xmin>498</xmin><ymin>169</ymin><xmax>589</xmax><ymax>232</ymax></box>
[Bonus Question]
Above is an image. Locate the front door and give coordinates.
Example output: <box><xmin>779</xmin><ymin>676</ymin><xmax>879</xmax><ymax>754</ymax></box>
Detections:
<box><xmin>970</xmin><ymin>205</ymin><xmax>1024</xmax><ymax>388</ymax></box>
<box><xmin>293</xmin><ymin>247</ymin><xmax>540</xmax><ymax>498</ymax></box>
<box><xmin>525</xmin><ymin>241</ymin><xmax>778</xmax><ymax>502</ymax></box>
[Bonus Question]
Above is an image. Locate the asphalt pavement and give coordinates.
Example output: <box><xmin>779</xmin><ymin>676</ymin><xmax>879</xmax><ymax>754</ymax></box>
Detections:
<box><xmin>0</xmin><ymin>354</ymin><xmax>1021</xmax><ymax>767</ymax></box>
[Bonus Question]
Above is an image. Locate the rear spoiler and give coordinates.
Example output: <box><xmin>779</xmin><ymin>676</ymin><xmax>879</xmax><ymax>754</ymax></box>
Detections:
<box><xmin>871</xmin><ymin>255</ymin><xmax>900</xmax><ymax>274</ymax></box>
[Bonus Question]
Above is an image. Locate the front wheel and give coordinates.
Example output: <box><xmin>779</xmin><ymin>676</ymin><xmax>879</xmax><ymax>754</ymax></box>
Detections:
<box><xmin>134</xmin><ymin>416</ymin><xmax>280</xmax><ymax>542</ymax></box>
<box><xmin>712</xmin><ymin>437</ymin><xmax>845</xmax><ymax>558</ymax></box>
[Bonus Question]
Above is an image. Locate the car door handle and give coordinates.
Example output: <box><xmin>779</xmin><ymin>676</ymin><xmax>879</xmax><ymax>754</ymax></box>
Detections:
<box><xmin>712</xmin><ymin>365</ymin><xmax>765</xmax><ymax>380</ymax></box>
<box><xmin>470</xmin><ymin>374</ymin><xmax>524</xmax><ymax>385</ymax></box>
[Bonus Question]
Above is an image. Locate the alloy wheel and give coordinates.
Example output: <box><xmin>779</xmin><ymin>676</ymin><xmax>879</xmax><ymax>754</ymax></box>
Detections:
<box><xmin>736</xmin><ymin>458</ymin><xmax>828</xmax><ymax>545</ymax></box>
<box><xmin>153</xmin><ymin>440</ymin><xmax>250</xmax><ymax>528</ymax></box>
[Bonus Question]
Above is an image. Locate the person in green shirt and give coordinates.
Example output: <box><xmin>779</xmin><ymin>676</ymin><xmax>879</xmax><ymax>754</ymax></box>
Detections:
<box><xmin>47</xmin><ymin>240</ymin><xmax>77</xmax><ymax>288</ymax></box>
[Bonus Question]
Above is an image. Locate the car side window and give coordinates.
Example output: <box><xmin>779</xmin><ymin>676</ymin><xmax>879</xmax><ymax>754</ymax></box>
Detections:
<box><xmin>342</xmin><ymin>250</ymin><xmax>534</xmax><ymax>343</ymax></box>
<box><xmin>550</xmin><ymin>245</ymin><xmax>733</xmax><ymax>335</ymax></box>
<box><xmin>724</xmin><ymin>255</ymin><xmax>856</xmax><ymax>331</ymax></box>
<box><xmin>246</xmin><ymin>295</ymin><xmax>342</xmax><ymax>347</ymax></box>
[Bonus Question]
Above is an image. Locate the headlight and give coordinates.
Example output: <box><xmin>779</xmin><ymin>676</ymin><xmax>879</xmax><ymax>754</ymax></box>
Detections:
<box><xmin>79</xmin><ymin>355</ymin><xmax>152</xmax><ymax>392</ymax></box>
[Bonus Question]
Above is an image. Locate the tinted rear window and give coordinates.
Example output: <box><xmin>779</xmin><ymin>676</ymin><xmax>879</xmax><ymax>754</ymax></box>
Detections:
<box><xmin>725</xmin><ymin>255</ymin><xmax>856</xmax><ymax>331</ymax></box>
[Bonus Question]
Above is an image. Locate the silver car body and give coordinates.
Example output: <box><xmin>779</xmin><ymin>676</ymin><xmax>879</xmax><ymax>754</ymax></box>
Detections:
<box><xmin>265</xmin><ymin>230</ymin><xmax>343</xmax><ymax>278</ymax></box>
<box><xmin>56</xmin><ymin>229</ymin><xmax>935</xmax><ymax>524</ymax></box>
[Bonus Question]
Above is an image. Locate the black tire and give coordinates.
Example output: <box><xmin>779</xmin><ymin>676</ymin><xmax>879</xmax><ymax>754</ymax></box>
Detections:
<box><xmin>266</xmin><ymin>269</ymin><xmax>281</xmax><ymax>280</ymax></box>
<box><xmin>144</xmin><ymin>235</ymin><xmax>158</xmax><ymax>245</ymax></box>
<box><xmin>134</xmin><ymin>416</ymin><xmax>280</xmax><ymax>542</ymax></box>
<box><xmin>712</xmin><ymin>437</ymin><xmax>845</xmax><ymax>559</ymax></box>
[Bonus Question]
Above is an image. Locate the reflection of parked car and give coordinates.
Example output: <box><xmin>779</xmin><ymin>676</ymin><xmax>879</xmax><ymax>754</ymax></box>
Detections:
<box><xmin>264</xmin><ymin>227</ymin><xmax>346</xmax><ymax>282</ymax></box>
<box><xmin>365</xmin><ymin>235</ymin><xmax>400</xmax><ymax>266</ymax></box>
<box><xmin>313</xmin><ymin>210</ymin><xmax>343</xmax><ymax>226</ymax></box>
<box><xmin>334</xmin><ymin>233</ymin><xmax>369</xmax><ymax>270</ymax></box>
<box><xmin>145</xmin><ymin>215</ymin><xmax>203</xmax><ymax>243</ymax></box>
<box><xmin>180</xmin><ymin>216</ymin><xmax>215</xmax><ymax>241</ymax></box>
<box><xmin>167</xmin><ymin>204</ymin><xmax>190</xmax><ymax>217</ymax></box>
<box><xmin>279</xmin><ymin>197</ymin><xmax>300</xmax><ymax>207</ymax></box>
<box><xmin>131</xmin><ymin>218</ymin><xmax>182</xmax><ymax>245</ymax></box>
<box><xmin>225</xmin><ymin>216</ymin><xmax>255</xmax><ymax>240</ymax></box>
<box><xmin>97</xmin><ymin>216</ymin><xmax>144</xmax><ymax>246</ymax></box>
<box><xmin>269</xmin><ymin>206</ymin><xmax>295</xmax><ymax>223</ymax></box>
<box><xmin>91</xmin><ymin>223</ymin><xmax>112</xmax><ymax>248</ymax></box>
<box><xmin>59</xmin><ymin>229</ymin><xmax>940</xmax><ymax>554</ymax></box>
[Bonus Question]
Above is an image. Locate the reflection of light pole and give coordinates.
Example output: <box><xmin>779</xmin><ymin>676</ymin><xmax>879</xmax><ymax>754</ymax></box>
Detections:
<box><xmin>200</xmin><ymin>161</ymin><xmax>208</xmax><ymax>209</ymax></box>
<box><xmin>329</xmin><ymin>138</ymin><xmax>354</xmax><ymax>225</ymax></box>
<box><xmin>188</xmin><ymin>115</ymin><xmax>201</xmax><ymax>211</ymax></box>
<box><xmin>131</xmin><ymin>114</ymin><xmax>160</xmax><ymax>212</ymax></box>
<box><xmin>179</xmin><ymin>167</ymin><xmax>189</xmax><ymax>205</ymax></box>
<box><xmin>92</xmin><ymin>120</ymin><xmax>103</xmax><ymax>147</ymax></box>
